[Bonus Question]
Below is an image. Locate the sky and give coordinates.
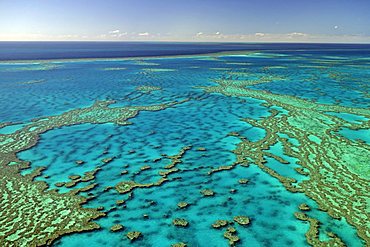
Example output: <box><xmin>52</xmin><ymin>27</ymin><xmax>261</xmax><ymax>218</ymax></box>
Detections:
<box><xmin>0</xmin><ymin>0</ymin><xmax>369</xmax><ymax>42</ymax></box>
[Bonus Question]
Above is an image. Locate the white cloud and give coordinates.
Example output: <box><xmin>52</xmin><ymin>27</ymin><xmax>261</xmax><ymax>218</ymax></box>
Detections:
<box><xmin>109</xmin><ymin>30</ymin><xmax>120</xmax><ymax>34</ymax></box>
<box><xmin>56</xmin><ymin>34</ymin><xmax>79</xmax><ymax>39</ymax></box>
<box><xmin>103</xmin><ymin>30</ymin><xmax>129</xmax><ymax>39</ymax></box>
<box><xmin>118</xmin><ymin>32</ymin><xmax>128</xmax><ymax>37</ymax></box>
<box><xmin>288</xmin><ymin>32</ymin><xmax>307</xmax><ymax>37</ymax></box>
<box><xmin>3</xmin><ymin>31</ymin><xmax>370</xmax><ymax>42</ymax></box>
<box><xmin>334</xmin><ymin>25</ymin><xmax>339</xmax><ymax>29</ymax></box>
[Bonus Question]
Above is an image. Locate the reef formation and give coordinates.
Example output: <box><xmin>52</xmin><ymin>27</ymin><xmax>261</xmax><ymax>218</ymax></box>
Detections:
<box><xmin>0</xmin><ymin>99</ymin><xmax>187</xmax><ymax>246</ymax></box>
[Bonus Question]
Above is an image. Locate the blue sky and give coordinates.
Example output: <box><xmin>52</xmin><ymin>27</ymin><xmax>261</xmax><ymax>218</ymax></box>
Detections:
<box><xmin>0</xmin><ymin>0</ymin><xmax>369</xmax><ymax>42</ymax></box>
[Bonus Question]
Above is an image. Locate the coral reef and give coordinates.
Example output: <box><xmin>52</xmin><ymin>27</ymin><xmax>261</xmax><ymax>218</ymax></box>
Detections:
<box><xmin>201</xmin><ymin>70</ymin><xmax>370</xmax><ymax>244</ymax></box>
<box><xmin>177</xmin><ymin>201</ymin><xmax>189</xmax><ymax>209</ymax></box>
<box><xmin>0</xmin><ymin>165</ymin><xmax>104</xmax><ymax>246</ymax></box>
<box><xmin>126</xmin><ymin>231</ymin><xmax>142</xmax><ymax>241</ymax></box>
<box><xmin>238</xmin><ymin>179</ymin><xmax>249</xmax><ymax>184</ymax></box>
<box><xmin>172</xmin><ymin>218</ymin><xmax>189</xmax><ymax>227</ymax></box>
<box><xmin>200</xmin><ymin>189</ymin><xmax>215</xmax><ymax>197</ymax></box>
<box><xmin>110</xmin><ymin>224</ymin><xmax>124</xmax><ymax>232</ymax></box>
<box><xmin>223</xmin><ymin>227</ymin><xmax>240</xmax><ymax>246</ymax></box>
<box><xmin>299</xmin><ymin>203</ymin><xmax>311</xmax><ymax>211</ymax></box>
<box><xmin>294</xmin><ymin>212</ymin><xmax>345</xmax><ymax>246</ymax></box>
<box><xmin>233</xmin><ymin>216</ymin><xmax>250</xmax><ymax>226</ymax></box>
<box><xmin>212</xmin><ymin>220</ymin><xmax>229</xmax><ymax>229</ymax></box>
<box><xmin>0</xmin><ymin>99</ymin><xmax>187</xmax><ymax>246</ymax></box>
<box><xmin>171</xmin><ymin>242</ymin><xmax>187</xmax><ymax>247</ymax></box>
<box><xmin>115</xmin><ymin>146</ymin><xmax>191</xmax><ymax>195</ymax></box>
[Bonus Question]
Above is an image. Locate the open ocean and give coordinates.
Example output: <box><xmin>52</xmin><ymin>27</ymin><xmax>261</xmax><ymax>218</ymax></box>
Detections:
<box><xmin>1</xmin><ymin>42</ymin><xmax>370</xmax><ymax>60</ymax></box>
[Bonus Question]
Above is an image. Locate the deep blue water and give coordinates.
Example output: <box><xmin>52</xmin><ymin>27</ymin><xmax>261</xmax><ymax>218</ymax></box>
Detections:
<box><xmin>0</xmin><ymin>42</ymin><xmax>370</xmax><ymax>60</ymax></box>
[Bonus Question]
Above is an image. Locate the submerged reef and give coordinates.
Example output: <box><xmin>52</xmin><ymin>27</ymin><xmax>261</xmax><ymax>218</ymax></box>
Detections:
<box><xmin>142</xmin><ymin>68</ymin><xmax>176</xmax><ymax>72</ymax></box>
<box><xmin>5</xmin><ymin>63</ymin><xmax>62</xmax><ymax>72</ymax></box>
<box><xmin>201</xmin><ymin>70</ymin><xmax>370</xmax><ymax>244</ymax></box>
<box><xmin>135</xmin><ymin>85</ymin><xmax>162</xmax><ymax>93</ymax></box>
<box><xmin>102</xmin><ymin>67</ymin><xmax>127</xmax><ymax>71</ymax></box>
<box><xmin>0</xmin><ymin>99</ymin><xmax>188</xmax><ymax>246</ymax></box>
<box><xmin>171</xmin><ymin>242</ymin><xmax>187</xmax><ymax>247</ymax></box>
<box><xmin>17</xmin><ymin>79</ymin><xmax>47</xmax><ymax>85</ymax></box>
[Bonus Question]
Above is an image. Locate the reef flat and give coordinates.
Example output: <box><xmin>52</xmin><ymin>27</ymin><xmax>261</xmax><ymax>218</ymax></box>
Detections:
<box><xmin>0</xmin><ymin>45</ymin><xmax>369</xmax><ymax>247</ymax></box>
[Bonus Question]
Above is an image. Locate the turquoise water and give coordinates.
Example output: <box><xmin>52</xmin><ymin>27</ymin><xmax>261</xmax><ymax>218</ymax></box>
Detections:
<box><xmin>338</xmin><ymin>128</ymin><xmax>370</xmax><ymax>144</ymax></box>
<box><xmin>0</xmin><ymin>122</ymin><xmax>26</xmax><ymax>134</ymax></box>
<box><xmin>1</xmin><ymin>46</ymin><xmax>368</xmax><ymax>246</ymax></box>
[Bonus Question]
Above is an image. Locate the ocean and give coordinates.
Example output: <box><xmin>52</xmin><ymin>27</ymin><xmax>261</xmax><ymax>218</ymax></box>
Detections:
<box><xmin>0</xmin><ymin>42</ymin><xmax>369</xmax><ymax>247</ymax></box>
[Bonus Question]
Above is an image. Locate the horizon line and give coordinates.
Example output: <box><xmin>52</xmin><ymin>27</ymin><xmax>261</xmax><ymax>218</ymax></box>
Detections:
<box><xmin>1</xmin><ymin>40</ymin><xmax>370</xmax><ymax>44</ymax></box>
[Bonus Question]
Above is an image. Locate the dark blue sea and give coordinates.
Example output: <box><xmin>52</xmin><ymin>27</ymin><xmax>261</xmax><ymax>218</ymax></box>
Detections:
<box><xmin>0</xmin><ymin>42</ymin><xmax>370</xmax><ymax>60</ymax></box>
